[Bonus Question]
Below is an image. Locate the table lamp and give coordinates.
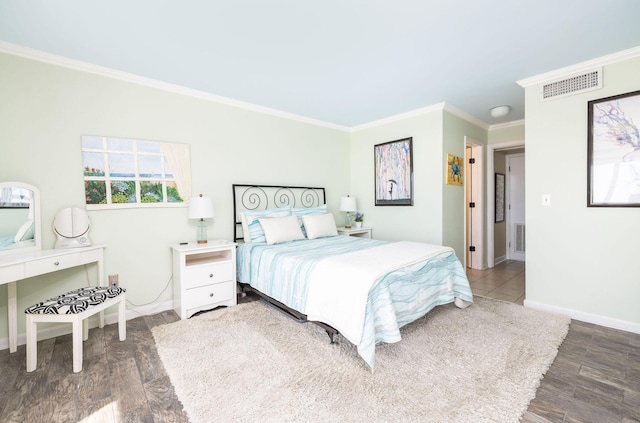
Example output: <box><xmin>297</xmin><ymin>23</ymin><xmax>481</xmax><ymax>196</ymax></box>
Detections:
<box><xmin>188</xmin><ymin>194</ymin><xmax>214</xmax><ymax>244</ymax></box>
<box><xmin>339</xmin><ymin>195</ymin><xmax>357</xmax><ymax>229</ymax></box>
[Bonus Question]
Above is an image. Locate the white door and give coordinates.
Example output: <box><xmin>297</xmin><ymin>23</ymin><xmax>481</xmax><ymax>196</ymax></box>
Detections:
<box><xmin>465</xmin><ymin>140</ymin><xmax>483</xmax><ymax>270</ymax></box>
<box><xmin>507</xmin><ymin>154</ymin><xmax>525</xmax><ymax>261</ymax></box>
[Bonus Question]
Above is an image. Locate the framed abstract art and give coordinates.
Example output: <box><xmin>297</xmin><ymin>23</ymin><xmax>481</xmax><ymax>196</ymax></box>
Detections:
<box><xmin>374</xmin><ymin>137</ymin><xmax>413</xmax><ymax>206</ymax></box>
<box><xmin>588</xmin><ymin>90</ymin><xmax>640</xmax><ymax>207</ymax></box>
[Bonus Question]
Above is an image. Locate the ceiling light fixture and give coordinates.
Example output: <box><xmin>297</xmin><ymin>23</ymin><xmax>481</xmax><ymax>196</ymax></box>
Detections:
<box><xmin>490</xmin><ymin>105</ymin><xmax>511</xmax><ymax>118</ymax></box>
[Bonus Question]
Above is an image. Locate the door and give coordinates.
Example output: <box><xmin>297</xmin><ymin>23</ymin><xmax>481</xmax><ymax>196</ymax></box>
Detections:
<box><xmin>507</xmin><ymin>154</ymin><xmax>525</xmax><ymax>261</ymax></box>
<box><xmin>465</xmin><ymin>140</ymin><xmax>483</xmax><ymax>269</ymax></box>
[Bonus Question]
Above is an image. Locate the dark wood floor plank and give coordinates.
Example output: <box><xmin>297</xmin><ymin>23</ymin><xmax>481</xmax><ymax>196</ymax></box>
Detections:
<box><xmin>144</xmin><ymin>376</ymin><xmax>190</xmax><ymax>423</ymax></box>
<box><xmin>135</xmin><ymin>337</ymin><xmax>168</xmax><ymax>384</ymax></box>
<box><xmin>83</xmin><ymin>325</ymin><xmax>106</xmax><ymax>359</ymax></box>
<box><xmin>622</xmin><ymin>389</ymin><xmax>640</xmax><ymax>422</ymax></box>
<box><xmin>78</xmin><ymin>353</ymin><xmax>112</xmax><ymax>404</ymax></box>
<box><xmin>120</xmin><ymin>405</ymin><xmax>156</xmax><ymax>423</ymax></box>
<box><xmin>109</xmin><ymin>357</ymin><xmax>148</xmax><ymax>413</ymax></box>
<box><xmin>48</xmin><ymin>336</ymin><xmax>76</xmax><ymax>380</ymax></box>
<box><xmin>29</xmin><ymin>373</ymin><xmax>79</xmax><ymax>423</ymax></box>
<box><xmin>76</xmin><ymin>397</ymin><xmax>121</xmax><ymax>422</ymax></box>
<box><xmin>520</xmin><ymin>410</ymin><xmax>555</xmax><ymax>423</ymax></box>
<box><xmin>0</xmin><ymin>370</ymin><xmax>48</xmax><ymax>420</ymax></box>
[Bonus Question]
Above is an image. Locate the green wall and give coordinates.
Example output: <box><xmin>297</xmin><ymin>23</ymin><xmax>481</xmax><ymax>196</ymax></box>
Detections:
<box><xmin>349</xmin><ymin>108</ymin><xmax>486</xmax><ymax>261</ymax></box>
<box><xmin>0</xmin><ymin>52</ymin><xmax>350</xmax><ymax>341</ymax></box>
<box><xmin>525</xmin><ymin>56</ymin><xmax>640</xmax><ymax>329</ymax></box>
<box><xmin>350</xmin><ymin>110</ymin><xmax>444</xmax><ymax>245</ymax></box>
<box><xmin>442</xmin><ymin>112</ymin><xmax>487</xmax><ymax>260</ymax></box>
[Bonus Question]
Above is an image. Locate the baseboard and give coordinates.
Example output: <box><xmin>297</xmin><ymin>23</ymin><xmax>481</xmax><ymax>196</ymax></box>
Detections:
<box><xmin>524</xmin><ymin>299</ymin><xmax>640</xmax><ymax>335</ymax></box>
<box><xmin>494</xmin><ymin>255</ymin><xmax>507</xmax><ymax>266</ymax></box>
<box><xmin>0</xmin><ymin>300</ymin><xmax>174</xmax><ymax>351</ymax></box>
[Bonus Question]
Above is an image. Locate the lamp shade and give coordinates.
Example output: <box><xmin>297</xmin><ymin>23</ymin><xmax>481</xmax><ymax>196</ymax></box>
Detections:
<box><xmin>188</xmin><ymin>195</ymin><xmax>214</xmax><ymax>219</ymax></box>
<box><xmin>339</xmin><ymin>196</ymin><xmax>357</xmax><ymax>212</ymax></box>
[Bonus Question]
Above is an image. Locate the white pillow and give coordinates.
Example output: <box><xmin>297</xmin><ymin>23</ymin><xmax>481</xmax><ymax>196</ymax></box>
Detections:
<box><xmin>242</xmin><ymin>206</ymin><xmax>291</xmax><ymax>243</ymax></box>
<box><xmin>14</xmin><ymin>219</ymin><xmax>35</xmax><ymax>242</ymax></box>
<box><xmin>292</xmin><ymin>204</ymin><xmax>327</xmax><ymax>235</ymax></box>
<box><xmin>258</xmin><ymin>215</ymin><xmax>305</xmax><ymax>245</ymax></box>
<box><xmin>302</xmin><ymin>213</ymin><xmax>338</xmax><ymax>240</ymax></box>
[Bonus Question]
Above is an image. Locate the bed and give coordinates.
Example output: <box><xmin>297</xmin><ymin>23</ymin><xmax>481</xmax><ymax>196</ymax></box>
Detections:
<box><xmin>233</xmin><ymin>184</ymin><xmax>473</xmax><ymax>369</ymax></box>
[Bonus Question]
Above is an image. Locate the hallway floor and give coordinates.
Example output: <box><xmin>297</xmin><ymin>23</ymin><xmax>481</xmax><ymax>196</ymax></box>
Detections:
<box><xmin>466</xmin><ymin>259</ymin><xmax>525</xmax><ymax>305</ymax></box>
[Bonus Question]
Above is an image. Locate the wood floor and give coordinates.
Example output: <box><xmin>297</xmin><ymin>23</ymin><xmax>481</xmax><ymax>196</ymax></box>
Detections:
<box><xmin>1</xmin><ymin>269</ymin><xmax>639</xmax><ymax>422</ymax></box>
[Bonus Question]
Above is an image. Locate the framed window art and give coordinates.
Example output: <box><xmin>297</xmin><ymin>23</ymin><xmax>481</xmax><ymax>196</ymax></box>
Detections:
<box><xmin>588</xmin><ymin>89</ymin><xmax>640</xmax><ymax>207</ymax></box>
<box><xmin>81</xmin><ymin>136</ymin><xmax>191</xmax><ymax>210</ymax></box>
<box><xmin>374</xmin><ymin>137</ymin><xmax>413</xmax><ymax>206</ymax></box>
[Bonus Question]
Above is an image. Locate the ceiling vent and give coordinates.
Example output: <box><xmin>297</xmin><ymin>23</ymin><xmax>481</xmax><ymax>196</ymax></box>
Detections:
<box><xmin>541</xmin><ymin>68</ymin><xmax>602</xmax><ymax>101</ymax></box>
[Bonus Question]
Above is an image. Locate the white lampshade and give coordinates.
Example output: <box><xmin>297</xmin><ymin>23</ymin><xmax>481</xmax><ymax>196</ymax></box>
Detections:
<box><xmin>340</xmin><ymin>196</ymin><xmax>357</xmax><ymax>229</ymax></box>
<box><xmin>188</xmin><ymin>194</ymin><xmax>214</xmax><ymax>244</ymax></box>
<box><xmin>188</xmin><ymin>195</ymin><xmax>214</xmax><ymax>219</ymax></box>
<box><xmin>339</xmin><ymin>196</ymin><xmax>357</xmax><ymax>212</ymax></box>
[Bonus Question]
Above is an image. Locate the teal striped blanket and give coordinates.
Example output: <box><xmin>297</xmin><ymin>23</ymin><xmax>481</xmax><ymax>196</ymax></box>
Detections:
<box><xmin>236</xmin><ymin>236</ymin><xmax>473</xmax><ymax>369</ymax></box>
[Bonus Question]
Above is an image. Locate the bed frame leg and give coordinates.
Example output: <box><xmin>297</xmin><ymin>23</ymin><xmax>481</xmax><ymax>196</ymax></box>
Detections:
<box><xmin>326</xmin><ymin>330</ymin><xmax>336</xmax><ymax>344</ymax></box>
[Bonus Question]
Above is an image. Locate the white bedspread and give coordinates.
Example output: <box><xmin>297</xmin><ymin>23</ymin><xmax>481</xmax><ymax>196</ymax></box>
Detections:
<box><xmin>305</xmin><ymin>241</ymin><xmax>452</xmax><ymax>346</ymax></box>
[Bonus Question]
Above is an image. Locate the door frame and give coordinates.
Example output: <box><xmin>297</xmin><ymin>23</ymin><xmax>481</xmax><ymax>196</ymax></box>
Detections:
<box><xmin>486</xmin><ymin>140</ymin><xmax>524</xmax><ymax>268</ymax></box>
<box><xmin>464</xmin><ymin>137</ymin><xmax>484</xmax><ymax>269</ymax></box>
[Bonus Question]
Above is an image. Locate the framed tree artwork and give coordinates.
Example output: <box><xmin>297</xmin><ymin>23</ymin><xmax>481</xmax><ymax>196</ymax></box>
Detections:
<box><xmin>374</xmin><ymin>137</ymin><xmax>413</xmax><ymax>206</ymax></box>
<box><xmin>588</xmin><ymin>89</ymin><xmax>640</xmax><ymax>207</ymax></box>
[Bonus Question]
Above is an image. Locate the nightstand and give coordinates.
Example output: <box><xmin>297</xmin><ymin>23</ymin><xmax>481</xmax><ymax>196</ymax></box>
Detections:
<box><xmin>171</xmin><ymin>240</ymin><xmax>237</xmax><ymax>319</ymax></box>
<box><xmin>337</xmin><ymin>226</ymin><xmax>372</xmax><ymax>239</ymax></box>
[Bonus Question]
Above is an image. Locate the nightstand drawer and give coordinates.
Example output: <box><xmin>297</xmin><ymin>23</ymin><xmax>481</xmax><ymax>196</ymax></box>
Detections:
<box><xmin>184</xmin><ymin>262</ymin><xmax>233</xmax><ymax>289</ymax></box>
<box><xmin>184</xmin><ymin>282</ymin><xmax>234</xmax><ymax>309</ymax></box>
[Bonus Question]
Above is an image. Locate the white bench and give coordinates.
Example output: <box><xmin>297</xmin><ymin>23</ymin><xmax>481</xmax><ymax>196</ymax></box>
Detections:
<box><xmin>25</xmin><ymin>286</ymin><xmax>126</xmax><ymax>373</ymax></box>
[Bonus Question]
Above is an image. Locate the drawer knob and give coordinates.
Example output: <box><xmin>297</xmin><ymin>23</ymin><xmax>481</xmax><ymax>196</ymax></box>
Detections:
<box><xmin>209</xmin><ymin>274</ymin><xmax>213</xmax><ymax>278</ymax></box>
<box><xmin>209</xmin><ymin>293</ymin><xmax>214</xmax><ymax>297</ymax></box>
<box><xmin>54</xmin><ymin>261</ymin><xmax>60</xmax><ymax>266</ymax></box>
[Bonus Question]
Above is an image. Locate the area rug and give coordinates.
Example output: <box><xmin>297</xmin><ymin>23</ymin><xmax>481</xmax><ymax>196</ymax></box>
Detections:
<box><xmin>151</xmin><ymin>297</ymin><xmax>570</xmax><ymax>423</ymax></box>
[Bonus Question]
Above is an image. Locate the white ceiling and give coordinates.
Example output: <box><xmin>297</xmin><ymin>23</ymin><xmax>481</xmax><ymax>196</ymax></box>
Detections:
<box><xmin>1</xmin><ymin>1</ymin><xmax>640</xmax><ymax>127</ymax></box>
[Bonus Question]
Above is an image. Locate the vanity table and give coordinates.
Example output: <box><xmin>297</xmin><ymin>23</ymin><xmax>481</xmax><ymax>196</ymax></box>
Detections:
<box><xmin>0</xmin><ymin>245</ymin><xmax>105</xmax><ymax>352</ymax></box>
<box><xmin>0</xmin><ymin>182</ymin><xmax>106</xmax><ymax>353</ymax></box>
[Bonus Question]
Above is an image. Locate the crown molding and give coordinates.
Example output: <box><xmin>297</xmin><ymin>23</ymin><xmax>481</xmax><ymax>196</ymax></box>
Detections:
<box><xmin>488</xmin><ymin>119</ymin><xmax>525</xmax><ymax>131</ymax></box>
<box><xmin>0</xmin><ymin>40</ymin><xmax>516</xmax><ymax>133</ymax></box>
<box><xmin>442</xmin><ymin>103</ymin><xmax>489</xmax><ymax>130</ymax></box>
<box><xmin>517</xmin><ymin>45</ymin><xmax>640</xmax><ymax>87</ymax></box>
<box><xmin>349</xmin><ymin>103</ymin><xmax>445</xmax><ymax>132</ymax></box>
<box><xmin>0</xmin><ymin>41</ymin><xmax>349</xmax><ymax>132</ymax></box>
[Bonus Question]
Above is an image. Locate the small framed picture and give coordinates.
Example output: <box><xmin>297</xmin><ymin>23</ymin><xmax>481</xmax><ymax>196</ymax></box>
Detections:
<box><xmin>446</xmin><ymin>154</ymin><xmax>463</xmax><ymax>186</ymax></box>
<box><xmin>495</xmin><ymin>173</ymin><xmax>505</xmax><ymax>223</ymax></box>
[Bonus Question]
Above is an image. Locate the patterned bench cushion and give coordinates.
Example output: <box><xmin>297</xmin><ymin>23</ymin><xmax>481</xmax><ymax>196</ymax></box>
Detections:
<box><xmin>25</xmin><ymin>286</ymin><xmax>126</xmax><ymax>315</ymax></box>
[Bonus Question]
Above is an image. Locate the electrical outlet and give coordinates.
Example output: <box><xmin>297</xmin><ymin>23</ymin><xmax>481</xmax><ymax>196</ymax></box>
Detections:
<box><xmin>108</xmin><ymin>274</ymin><xmax>119</xmax><ymax>288</ymax></box>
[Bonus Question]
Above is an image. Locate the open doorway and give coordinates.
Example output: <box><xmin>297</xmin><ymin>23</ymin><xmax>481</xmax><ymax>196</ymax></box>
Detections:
<box><xmin>486</xmin><ymin>141</ymin><xmax>525</xmax><ymax>267</ymax></box>
<box><xmin>506</xmin><ymin>153</ymin><xmax>525</xmax><ymax>261</ymax></box>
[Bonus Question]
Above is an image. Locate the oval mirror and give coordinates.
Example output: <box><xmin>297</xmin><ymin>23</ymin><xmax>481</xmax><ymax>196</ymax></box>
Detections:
<box><xmin>0</xmin><ymin>182</ymin><xmax>42</xmax><ymax>256</ymax></box>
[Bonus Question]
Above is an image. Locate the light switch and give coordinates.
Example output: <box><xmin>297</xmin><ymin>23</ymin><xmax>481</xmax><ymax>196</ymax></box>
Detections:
<box><xmin>542</xmin><ymin>194</ymin><xmax>551</xmax><ymax>206</ymax></box>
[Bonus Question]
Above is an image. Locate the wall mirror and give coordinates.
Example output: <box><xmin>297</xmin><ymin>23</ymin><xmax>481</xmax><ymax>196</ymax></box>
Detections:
<box><xmin>0</xmin><ymin>182</ymin><xmax>42</xmax><ymax>257</ymax></box>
